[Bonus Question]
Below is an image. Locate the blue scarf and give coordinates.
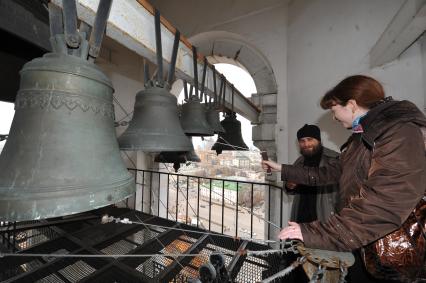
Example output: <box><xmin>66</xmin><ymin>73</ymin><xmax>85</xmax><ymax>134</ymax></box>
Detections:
<box><xmin>352</xmin><ymin>113</ymin><xmax>367</xmax><ymax>133</ymax></box>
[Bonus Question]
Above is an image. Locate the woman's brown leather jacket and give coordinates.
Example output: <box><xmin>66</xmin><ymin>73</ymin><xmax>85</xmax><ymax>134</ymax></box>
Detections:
<box><xmin>281</xmin><ymin>99</ymin><xmax>426</xmax><ymax>251</ymax></box>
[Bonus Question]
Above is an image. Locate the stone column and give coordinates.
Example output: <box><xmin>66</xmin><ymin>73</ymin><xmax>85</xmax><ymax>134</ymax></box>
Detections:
<box><xmin>251</xmin><ymin>93</ymin><xmax>283</xmax><ymax>242</ymax></box>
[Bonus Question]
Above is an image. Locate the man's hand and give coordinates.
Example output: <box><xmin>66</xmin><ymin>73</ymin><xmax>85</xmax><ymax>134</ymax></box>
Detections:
<box><xmin>285</xmin><ymin>181</ymin><xmax>297</xmax><ymax>190</ymax></box>
<box><xmin>261</xmin><ymin>160</ymin><xmax>281</xmax><ymax>172</ymax></box>
<box><xmin>278</xmin><ymin>221</ymin><xmax>303</xmax><ymax>241</ymax></box>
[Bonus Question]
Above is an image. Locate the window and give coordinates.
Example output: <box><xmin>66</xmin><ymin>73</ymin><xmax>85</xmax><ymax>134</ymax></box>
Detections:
<box><xmin>0</xmin><ymin>101</ymin><xmax>14</xmax><ymax>154</ymax></box>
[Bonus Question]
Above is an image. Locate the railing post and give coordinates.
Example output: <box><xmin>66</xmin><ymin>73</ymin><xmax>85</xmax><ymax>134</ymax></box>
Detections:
<box><xmin>235</xmin><ymin>181</ymin><xmax>239</xmax><ymax>238</ymax></box>
<box><xmin>158</xmin><ymin>172</ymin><xmax>161</xmax><ymax>217</ymax></box>
<box><xmin>251</xmin><ymin>183</ymin><xmax>254</xmax><ymax>239</ymax></box>
<box><xmin>186</xmin><ymin>176</ymin><xmax>189</xmax><ymax>225</ymax></box>
<box><xmin>222</xmin><ymin>179</ymin><xmax>225</xmax><ymax>234</ymax></box>
<box><xmin>280</xmin><ymin>188</ymin><xmax>283</xmax><ymax>228</ymax></box>
<box><xmin>268</xmin><ymin>185</ymin><xmax>271</xmax><ymax>241</ymax></box>
<box><xmin>167</xmin><ymin>174</ymin><xmax>170</xmax><ymax>220</ymax></box>
<box><xmin>12</xmin><ymin>221</ymin><xmax>16</xmax><ymax>252</ymax></box>
<box><xmin>133</xmin><ymin>170</ymin><xmax>137</xmax><ymax>209</ymax></box>
<box><xmin>197</xmin><ymin>177</ymin><xmax>200</xmax><ymax>228</ymax></box>
<box><xmin>149</xmin><ymin>171</ymin><xmax>153</xmax><ymax>215</ymax></box>
<box><xmin>176</xmin><ymin>175</ymin><xmax>179</xmax><ymax>222</ymax></box>
<box><xmin>142</xmin><ymin>171</ymin><xmax>145</xmax><ymax>213</ymax></box>
<box><xmin>209</xmin><ymin>179</ymin><xmax>212</xmax><ymax>231</ymax></box>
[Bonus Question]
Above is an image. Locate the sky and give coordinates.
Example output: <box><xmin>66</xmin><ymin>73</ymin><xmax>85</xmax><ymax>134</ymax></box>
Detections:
<box><xmin>0</xmin><ymin>63</ymin><xmax>257</xmax><ymax>152</ymax></box>
<box><xmin>179</xmin><ymin>63</ymin><xmax>257</xmax><ymax>149</ymax></box>
<box><xmin>0</xmin><ymin>102</ymin><xmax>14</xmax><ymax>152</ymax></box>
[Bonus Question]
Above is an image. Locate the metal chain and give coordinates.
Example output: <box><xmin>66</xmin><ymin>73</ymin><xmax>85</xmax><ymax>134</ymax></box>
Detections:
<box><xmin>338</xmin><ymin>264</ymin><xmax>348</xmax><ymax>283</ymax></box>
<box><xmin>309</xmin><ymin>264</ymin><xmax>325</xmax><ymax>283</ymax></box>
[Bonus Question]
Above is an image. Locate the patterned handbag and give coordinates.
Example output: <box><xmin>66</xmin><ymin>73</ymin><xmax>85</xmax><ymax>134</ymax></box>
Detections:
<box><xmin>361</xmin><ymin>195</ymin><xmax>426</xmax><ymax>282</ymax></box>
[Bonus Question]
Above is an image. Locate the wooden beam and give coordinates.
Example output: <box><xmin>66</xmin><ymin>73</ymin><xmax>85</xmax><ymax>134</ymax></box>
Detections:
<box><xmin>52</xmin><ymin>0</ymin><xmax>260</xmax><ymax>122</ymax></box>
<box><xmin>370</xmin><ymin>0</ymin><xmax>426</xmax><ymax>67</ymax></box>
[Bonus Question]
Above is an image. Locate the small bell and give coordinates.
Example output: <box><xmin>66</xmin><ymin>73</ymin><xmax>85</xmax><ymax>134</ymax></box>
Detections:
<box><xmin>211</xmin><ymin>112</ymin><xmax>248</xmax><ymax>155</ymax></box>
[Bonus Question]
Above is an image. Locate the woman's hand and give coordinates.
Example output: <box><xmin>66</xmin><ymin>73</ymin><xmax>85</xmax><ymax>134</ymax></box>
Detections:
<box><xmin>278</xmin><ymin>222</ymin><xmax>303</xmax><ymax>241</ymax></box>
<box><xmin>261</xmin><ymin>160</ymin><xmax>282</xmax><ymax>172</ymax></box>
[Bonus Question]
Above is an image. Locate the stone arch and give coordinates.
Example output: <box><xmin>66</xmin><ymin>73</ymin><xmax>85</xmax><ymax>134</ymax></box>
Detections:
<box><xmin>189</xmin><ymin>31</ymin><xmax>277</xmax><ymax>94</ymax></box>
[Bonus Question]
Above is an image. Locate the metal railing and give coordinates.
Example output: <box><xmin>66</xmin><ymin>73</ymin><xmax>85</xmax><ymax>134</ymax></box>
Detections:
<box><xmin>0</xmin><ymin>170</ymin><xmax>285</xmax><ymax>252</ymax></box>
<box><xmin>127</xmin><ymin>168</ymin><xmax>284</xmax><ymax>241</ymax></box>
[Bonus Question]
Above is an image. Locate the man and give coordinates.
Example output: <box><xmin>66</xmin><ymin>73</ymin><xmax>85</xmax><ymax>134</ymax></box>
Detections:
<box><xmin>288</xmin><ymin>124</ymin><xmax>339</xmax><ymax>223</ymax></box>
<box><xmin>280</xmin><ymin>124</ymin><xmax>340</xmax><ymax>283</ymax></box>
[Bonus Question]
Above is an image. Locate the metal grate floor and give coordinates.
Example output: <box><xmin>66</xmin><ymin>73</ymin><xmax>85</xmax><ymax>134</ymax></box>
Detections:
<box><xmin>0</xmin><ymin>206</ymin><xmax>281</xmax><ymax>282</ymax></box>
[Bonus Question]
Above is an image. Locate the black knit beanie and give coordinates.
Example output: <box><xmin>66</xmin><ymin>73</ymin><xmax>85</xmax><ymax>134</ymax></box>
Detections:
<box><xmin>297</xmin><ymin>124</ymin><xmax>321</xmax><ymax>141</ymax></box>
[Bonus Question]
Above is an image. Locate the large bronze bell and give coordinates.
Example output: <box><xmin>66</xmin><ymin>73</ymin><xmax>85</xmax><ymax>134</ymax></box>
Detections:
<box><xmin>118</xmin><ymin>85</ymin><xmax>193</xmax><ymax>152</ymax></box>
<box><xmin>118</xmin><ymin>9</ymin><xmax>192</xmax><ymax>152</ymax></box>
<box><xmin>0</xmin><ymin>1</ymin><xmax>135</xmax><ymax>221</ymax></box>
<box><xmin>211</xmin><ymin>112</ymin><xmax>249</xmax><ymax>155</ymax></box>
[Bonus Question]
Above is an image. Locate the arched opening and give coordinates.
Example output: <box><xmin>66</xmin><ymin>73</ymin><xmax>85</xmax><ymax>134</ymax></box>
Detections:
<box><xmin>0</xmin><ymin>101</ymin><xmax>15</xmax><ymax>154</ymax></box>
<box><xmin>175</xmin><ymin>57</ymin><xmax>264</xmax><ymax>182</ymax></box>
<box><xmin>189</xmin><ymin>31</ymin><xmax>277</xmax><ymax>94</ymax></box>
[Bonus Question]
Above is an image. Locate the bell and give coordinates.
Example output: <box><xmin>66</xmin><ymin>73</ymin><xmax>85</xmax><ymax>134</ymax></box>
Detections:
<box><xmin>206</xmin><ymin>108</ymin><xmax>225</xmax><ymax>134</ymax></box>
<box><xmin>180</xmin><ymin>46</ymin><xmax>214</xmax><ymax>137</ymax></box>
<box><xmin>155</xmin><ymin>151</ymin><xmax>186</xmax><ymax>172</ymax></box>
<box><xmin>154</xmin><ymin>150</ymin><xmax>200</xmax><ymax>172</ymax></box>
<box><xmin>118</xmin><ymin>86</ymin><xmax>193</xmax><ymax>152</ymax></box>
<box><xmin>118</xmin><ymin>9</ymin><xmax>192</xmax><ymax>152</ymax></box>
<box><xmin>0</xmin><ymin>52</ymin><xmax>135</xmax><ymax>221</ymax></box>
<box><xmin>180</xmin><ymin>97</ymin><xmax>214</xmax><ymax>137</ymax></box>
<box><xmin>0</xmin><ymin>0</ymin><xmax>135</xmax><ymax>222</ymax></box>
<box><xmin>205</xmin><ymin>65</ymin><xmax>225</xmax><ymax>134</ymax></box>
<box><xmin>211</xmin><ymin>112</ymin><xmax>249</xmax><ymax>155</ymax></box>
<box><xmin>154</xmin><ymin>137</ymin><xmax>200</xmax><ymax>172</ymax></box>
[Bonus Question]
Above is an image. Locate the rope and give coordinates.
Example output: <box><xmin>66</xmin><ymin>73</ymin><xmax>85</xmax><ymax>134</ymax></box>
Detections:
<box><xmin>102</xmin><ymin>215</ymin><xmax>277</xmax><ymax>244</ymax></box>
<box><xmin>0</xmin><ymin>247</ymin><xmax>291</xmax><ymax>260</ymax></box>
<box><xmin>133</xmin><ymin>213</ymin><xmax>186</xmax><ymax>270</ymax></box>
<box><xmin>261</xmin><ymin>256</ymin><xmax>306</xmax><ymax>283</ymax></box>
<box><xmin>112</xmin><ymin>95</ymin><xmax>130</xmax><ymax>119</ymax></box>
<box><xmin>0</xmin><ymin>252</ymin><xmax>231</xmax><ymax>259</ymax></box>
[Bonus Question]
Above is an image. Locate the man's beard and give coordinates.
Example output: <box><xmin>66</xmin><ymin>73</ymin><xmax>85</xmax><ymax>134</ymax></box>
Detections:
<box><xmin>300</xmin><ymin>144</ymin><xmax>323</xmax><ymax>158</ymax></box>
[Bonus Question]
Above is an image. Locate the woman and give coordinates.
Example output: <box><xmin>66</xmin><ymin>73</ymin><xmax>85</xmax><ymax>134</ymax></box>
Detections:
<box><xmin>263</xmin><ymin>75</ymin><xmax>426</xmax><ymax>282</ymax></box>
